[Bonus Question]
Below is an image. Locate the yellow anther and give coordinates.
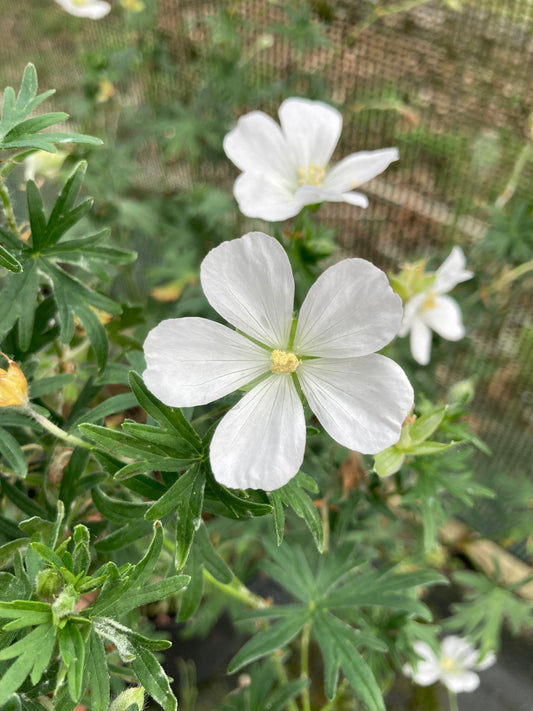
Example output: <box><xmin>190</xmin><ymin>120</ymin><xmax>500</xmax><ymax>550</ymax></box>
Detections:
<box><xmin>297</xmin><ymin>164</ymin><xmax>326</xmax><ymax>187</ymax></box>
<box><xmin>422</xmin><ymin>291</ymin><xmax>437</xmax><ymax>311</ymax></box>
<box><xmin>270</xmin><ymin>350</ymin><xmax>300</xmax><ymax>374</ymax></box>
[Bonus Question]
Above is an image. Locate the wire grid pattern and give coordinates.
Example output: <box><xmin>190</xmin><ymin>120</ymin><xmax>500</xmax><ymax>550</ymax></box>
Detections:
<box><xmin>1</xmin><ymin>0</ymin><xmax>532</xmax><ymax>556</ymax></box>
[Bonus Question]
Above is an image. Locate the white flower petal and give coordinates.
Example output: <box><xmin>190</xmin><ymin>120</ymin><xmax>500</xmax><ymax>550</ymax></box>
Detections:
<box><xmin>423</xmin><ymin>296</ymin><xmax>465</xmax><ymax>341</ymax></box>
<box><xmin>442</xmin><ymin>670</ymin><xmax>480</xmax><ymax>693</ymax></box>
<box><xmin>54</xmin><ymin>0</ymin><xmax>111</xmax><ymax>18</ymax></box>
<box><xmin>201</xmin><ymin>232</ymin><xmax>295</xmax><ymax>349</ymax></box>
<box><xmin>294</xmin><ymin>185</ymin><xmax>369</xmax><ymax>209</ymax></box>
<box><xmin>278</xmin><ymin>98</ymin><xmax>342</xmax><ymax>169</ymax></box>
<box><xmin>409</xmin><ymin>661</ymin><xmax>441</xmax><ymax>686</ymax></box>
<box><xmin>223</xmin><ymin>111</ymin><xmax>293</xmax><ymax>185</ymax></box>
<box><xmin>293</xmin><ymin>259</ymin><xmax>403</xmax><ymax>358</ymax></box>
<box><xmin>441</xmin><ymin>636</ymin><xmax>476</xmax><ymax>663</ymax></box>
<box><xmin>434</xmin><ymin>247</ymin><xmax>473</xmax><ymax>294</ymax></box>
<box><xmin>297</xmin><ymin>354</ymin><xmax>413</xmax><ymax>454</ymax></box>
<box><xmin>413</xmin><ymin>641</ymin><xmax>438</xmax><ymax>664</ymax></box>
<box><xmin>399</xmin><ymin>293</ymin><xmax>426</xmax><ymax>337</ymax></box>
<box><xmin>143</xmin><ymin>317</ymin><xmax>270</xmax><ymax>407</ymax></box>
<box><xmin>409</xmin><ymin>317</ymin><xmax>432</xmax><ymax>365</ymax></box>
<box><xmin>233</xmin><ymin>172</ymin><xmax>304</xmax><ymax>221</ymax></box>
<box><xmin>210</xmin><ymin>375</ymin><xmax>306</xmax><ymax>490</ymax></box>
<box><xmin>474</xmin><ymin>651</ymin><xmax>496</xmax><ymax>671</ymax></box>
<box><xmin>323</xmin><ymin>148</ymin><xmax>399</xmax><ymax>193</ymax></box>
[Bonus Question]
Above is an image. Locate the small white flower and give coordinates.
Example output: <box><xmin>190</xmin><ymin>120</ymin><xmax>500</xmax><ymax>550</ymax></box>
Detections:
<box><xmin>143</xmin><ymin>232</ymin><xmax>413</xmax><ymax>490</ymax></box>
<box><xmin>403</xmin><ymin>636</ymin><xmax>496</xmax><ymax>693</ymax></box>
<box><xmin>398</xmin><ymin>247</ymin><xmax>473</xmax><ymax>365</ymax></box>
<box><xmin>223</xmin><ymin>98</ymin><xmax>399</xmax><ymax>221</ymax></box>
<box><xmin>54</xmin><ymin>0</ymin><xmax>111</xmax><ymax>19</ymax></box>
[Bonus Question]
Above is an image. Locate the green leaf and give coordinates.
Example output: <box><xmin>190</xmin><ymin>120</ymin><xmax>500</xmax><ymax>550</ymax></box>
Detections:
<box><xmin>313</xmin><ymin>612</ymin><xmax>385</xmax><ymax>711</ymax></box>
<box><xmin>145</xmin><ymin>466</ymin><xmax>199</xmax><ymax>521</ymax></box>
<box><xmin>176</xmin><ymin>467</ymin><xmax>205</xmax><ymax>569</ymax></box>
<box><xmin>87</xmin><ymin>630</ymin><xmax>110</xmax><ymax>711</ymax></box>
<box><xmin>91</xmin><ymin>488</ymin><xmax>149</xmax><ymax>524</ymax></box>
<box><xmin>269</xmin><ymin>473</ymin><xmax>323</xmax><ymax>551</ymax></box>
<box><xmin>409</xmin><ymin>441</ymin><xmax>457</xmax><ymax>455</ymax></box>
<box><xmin>106</xmin><ymin>575</ymin><xmax>190</xmax><ymax>617</ymax></box>
<box><xmin>58</xmin><ymin>622</ymin><xmax>85</xmax><ymax>702</ymax></box>
<box><xmin>0</xmin><ymin>245</ymin><xmax>22</xmax><ymax>273</ymax></box>
<box><xmin>26</xmin><ymin>180</ymin><xmax>47</xmax><ymax>252</ymax></box>
<box><xmin>228</xmin><ymin>612</ymin><xmax>308</xmax><ymax>673</ymax></box>
<box><xmin>128</xmin><ymin>371</ymin><xmax>202</xmax><ymax>451</ymax></box>
<box><xmin>196</xmin><ymin>522</ymin><xmax>232</xmax><ymax>584</ymax></box>
<box><xmin>94</xmin><ymin>520</ymin><xmax>154</xmax><ymax>553</ymax></box>
<box><xmin>129</xmin><ymin>639</ymin><xmax>177</xmax><ymax>711</ymax></box>
<box><xmin>0</xmin><ymin>432</ymin><xmax>27</xmax><ymax>478</ymax></box>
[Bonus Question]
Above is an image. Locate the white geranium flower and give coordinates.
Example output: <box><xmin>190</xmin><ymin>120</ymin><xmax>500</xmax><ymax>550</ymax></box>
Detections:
<box><xmin>403</xmin><ymin>636</ymin><xmax>496</xmax><ymax>693</ymax></box>
<box><xmin>24</xmin><ymin>150</ymin><xmax>67</xmax><ymax>183</ymax></box>
<box><xmin>398</xmin><ymin>247</ymin><xmax>473</xmax><ymax>365</ymax></box>
<box><xmin>54</xmin><ymin>0</ymin><xmax>111</xmax><ymax>19</ymax></box>
<box><xmin>223</xmin><ymin>98</ymin><xmax>399</xmax><ymax>221</ymax></box>
<box><xmin>143</xmin><ymin>232</ymin><xmax>413</xmax><ymax>490</ymax></box>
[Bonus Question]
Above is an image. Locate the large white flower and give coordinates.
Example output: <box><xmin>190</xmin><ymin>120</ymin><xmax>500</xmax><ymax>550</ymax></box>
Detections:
<box><xmin>223</xmin><ymin>98</ymin><xmax>399</xmax><ymax>222</ymax></box>
<box><xmin>403</xmin><ymin>636</ymin><xmax>496</xmax><ymax>693</ymax></box>
<box><xmin>398</xmin><ymin>247</ymin><xmax>473</xmax><ymax>366</ymax></box>
<box><xmin>143</xmin><ymin>232</ymin><xmax>413</xmax><ymax>490</ymax></box>
<box><xmin>54</xmin><ymin>0</ymin><xmax>111</xmax><ymax>19</ymax></box>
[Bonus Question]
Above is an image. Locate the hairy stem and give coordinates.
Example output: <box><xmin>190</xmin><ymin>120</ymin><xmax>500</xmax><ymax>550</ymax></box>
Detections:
<box><xmin>0</xmin><ymin>175</ymin><xmax>22</xmax><ymax>238</ymax></box>
<box><xmin>25</xmin><ymin>406</ymin><xmax>93</xmax><ymax>451</ymax></box>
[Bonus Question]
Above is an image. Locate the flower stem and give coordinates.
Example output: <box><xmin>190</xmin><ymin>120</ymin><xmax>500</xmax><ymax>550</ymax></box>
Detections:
<box><xmin>202</xmin><ymin>568</ymin><xmax>269</xmax><ymax>610</ymax></box>
<box><xmin>0</xmin><ymin>175</ymin><xmax>22</xmax><ymax>239</ymax></box>
<box><xmin>447</xmin><ymin>689</ymin><xmax>459</xmax><ymax>711</ymax></box>
<box><xmin>300</xmin><ymin>622</ymin><xmax>312</xmax><ymax>711</ymax></box>
<box><xmin>25</xmin><ymin>406</ymin><xmax>93</xmax><ymax>451</ymax></box>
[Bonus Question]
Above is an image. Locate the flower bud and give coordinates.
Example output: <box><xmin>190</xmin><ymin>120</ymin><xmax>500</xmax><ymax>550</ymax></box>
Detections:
<box><xmin>36</xmin><ymin>568</ymin><xmax>62</xmax><ymax>599</ymax></box>
<box><xmin>0</xmin><ymin>354</ymin><xmax>29</xmax><ymax>408</ymax></box>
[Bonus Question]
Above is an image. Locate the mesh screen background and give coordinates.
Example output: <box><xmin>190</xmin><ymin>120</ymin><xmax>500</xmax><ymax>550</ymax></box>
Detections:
<box><xmin>1</xmin><ymin>0</ymin><xmax>532</xmax><ymax>558</ymax></box>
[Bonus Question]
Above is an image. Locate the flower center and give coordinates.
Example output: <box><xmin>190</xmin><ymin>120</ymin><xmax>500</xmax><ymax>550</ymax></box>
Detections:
<box><xmin>270</xmin><ymin>350</ymin><xmax>300</xmax><ymax>374</ymax></box>
<box><xmin>422</xmin><ymin>291</ymin><xmax>437</xmax><ymax>311</ymax></box>
<box><xmin>297</xmin><ymin>163</ymin><xmax>326</xmax><ymax>187</ymax></box>
<box><xmin>72</xmin><ymin>0</ymin><xmax>89</xmax><ymax>5</ymax></box>
<box><xmin>440</xmin><ymin>656</ymin><xmax>458</xmax><ymax>672</ymax></box>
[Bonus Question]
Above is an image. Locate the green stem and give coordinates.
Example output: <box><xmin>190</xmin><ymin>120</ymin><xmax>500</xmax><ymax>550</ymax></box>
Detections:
<box><xmin>25</xmin><ymin>406</ymin><xmax>93</xmax><ymax>451</ymax></box>
<box><xmin>495</xmin><ymin>140</ymin><xmax>533</xmax><ymax>209</ymax></box>
<box><xmin>203</xmin><ymin>568</ymin><xmax>269</xmax><ymax>609</ymax></box>
<box><xmin>300</xmin><ymin>622</ymin><xmax>312</xmax><ymax>711</ymax></box>
<box><xmin>447</xmin><ymin>688</ymin><xmax>459</xmax><ymax>711</ymax></box>
<box><xmin>0</xmin><ymin>175</ymin><xmax>22</xmax><ymax>238</ymax></box>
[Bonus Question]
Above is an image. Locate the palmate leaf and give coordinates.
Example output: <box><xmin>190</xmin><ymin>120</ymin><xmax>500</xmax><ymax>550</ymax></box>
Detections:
<box><xmin>0</xmin><ymin>163</ymin><xmax>135</xmax><ymax>369</ymax></box>
<box><xmin>269</xmin><ymin>471</ymin><xmax>323</xmax><ymax>550</ymax></box>
<box><xmin>0</xmin><ymin>64</ymin><xmax>102</xmax><ymax>152</ymax></box>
